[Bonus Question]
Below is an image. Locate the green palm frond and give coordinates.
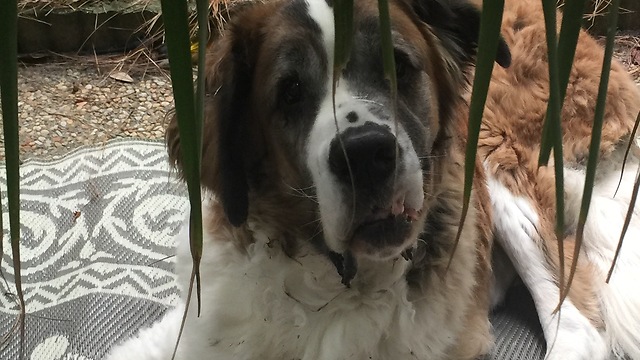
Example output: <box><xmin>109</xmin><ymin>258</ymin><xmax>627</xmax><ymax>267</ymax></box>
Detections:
<box><xmin>158</xmin><ymin>0</ymin><xmax>207</xmax><ymax>356</ymax></box>
<box><xmin>377</xmin><ymin>0</ymin><xmax>397</xmax><ymax>102</ymax></box>
<box><xmin>0</xmin><ymin>0</ymin><xmax>25</xmax><ymax>357</ymax></box>
<box><xmin>452</xmin><ymin>0</ymin><xmax>505</xmax><ymax>270</ymax></box>
<box><xmin>566</xmin><ymin>0</ymin><xmax>621</xmax><ymax>303</ymax></box>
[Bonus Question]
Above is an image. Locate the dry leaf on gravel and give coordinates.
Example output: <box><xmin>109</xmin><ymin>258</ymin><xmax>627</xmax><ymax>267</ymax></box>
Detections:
<box><xmin>109</xmin><ymin>71</ymin><xmax>134</xmax><ymax>83</ymax></box>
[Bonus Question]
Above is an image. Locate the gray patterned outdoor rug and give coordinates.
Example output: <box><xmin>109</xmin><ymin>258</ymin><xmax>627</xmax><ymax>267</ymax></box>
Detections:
<box><xmin>0</xmin><ymin>139</ymin><xmax>187</xmax><ymax>360</ymax></box>
<box><xmin>0</xmin><ymin>139</ymin><xmax>545</xmax><ymax>360</ymax></box>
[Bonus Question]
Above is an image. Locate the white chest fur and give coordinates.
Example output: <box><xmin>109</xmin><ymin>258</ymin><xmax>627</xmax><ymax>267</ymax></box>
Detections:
<box><xmin>166</xmin><ymin>214</ymin><xmax>472</xmax><ymax>360</ymax></box>
<box><xmin>107</xmin><ymin>212</ymin><xmax>477</xmax><ymax>360</ymax></box>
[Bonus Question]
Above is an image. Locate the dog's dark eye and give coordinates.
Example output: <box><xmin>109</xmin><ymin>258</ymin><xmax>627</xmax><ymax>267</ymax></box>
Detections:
<box><xmin>394</xmin><ymin>51</ymin><xmax>415</xmax><ymax>82</ymax></box>
<box><xmin>279</xmin><ymin>76</ymin><xmax>303</xmax><ymax>106</ymax></box>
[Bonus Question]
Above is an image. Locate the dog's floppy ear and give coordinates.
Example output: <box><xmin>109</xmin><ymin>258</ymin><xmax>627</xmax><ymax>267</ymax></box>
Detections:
<box><xmin>166</xmin><ymin>11</ymin><xmax>263</xmax><ymax>227</ymax></box>
<box><xmin>411</xmin><ymin>0</ymin><xmax>511</xmax><ymax>68</ymax></box>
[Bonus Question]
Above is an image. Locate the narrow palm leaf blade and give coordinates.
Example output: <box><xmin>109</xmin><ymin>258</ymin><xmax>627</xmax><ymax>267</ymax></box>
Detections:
<box><xmin>190</xmin><ymin>0</ymin><xmax>210</xmax><ymax>317</ymax></box>
<box><xmin>452</xmin><ymin>0</ymin><xmax>505</xmax><ymax>268</ymax></box>
<box><xmin>615</xmin><ymin>111</ymin><xmax>640</xmax><ymax>197</ymax></box>
<box><xmin>377</xmin><ymin>0</ymin><xmax>397</xmax><ymax>100</ymax></box>
<box><xmin>159</xmin><ymin>0</ymin><xmax>204</xmax><ymax>356</ymax></box>
<box><xmin>331</xmin><ymin>0</ymin><xmax>356</xmax><ymax>220</ymax></box>
<box><xmin>333</xmin><ymin>0</ymin><xmax>354</xmax><ymax>87</ymax></box>
<box><xmin>561</xmin><ymin>0</ymin><xmax>619</xmax><ymax>304</ymax></box>
<box><xmin>539</xmin><ymin>0</ymin><xmax>588</xmax><ymax>164</ymax></box>
<box><xmin>539</xmin><ymin>0</ymin><xmax>568</xmax><ymax>306</ymax></box>
<box><xmin>0</xmin><ymin>0</ymin><xmax>25</xmax><ymax>356</ymax></box>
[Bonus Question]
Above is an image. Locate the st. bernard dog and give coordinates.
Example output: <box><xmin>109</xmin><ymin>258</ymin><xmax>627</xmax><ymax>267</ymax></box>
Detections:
<box><xmin>107</xmin><ymin>0</ymin><xmax>640</xmax><ymax>359</ymax></box>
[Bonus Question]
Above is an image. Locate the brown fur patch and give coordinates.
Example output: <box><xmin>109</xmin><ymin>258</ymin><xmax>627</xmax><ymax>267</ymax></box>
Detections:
<box><xmin>166</xmin><ymin>0</ymin><xmax>322</xmax><ymax>250</ymax></box>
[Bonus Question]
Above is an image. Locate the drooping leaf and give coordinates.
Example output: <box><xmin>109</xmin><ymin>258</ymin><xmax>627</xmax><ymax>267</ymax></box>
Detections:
<box><xmin>333</xmin><ymin>0</ymin><xmax>355</xmax><ymax>90</ymax></box>
<box><xmin>451</xmin><ymin>0</ymin><xmax>505</xmax><ymax>270</ymax></box>
<box><xmin>377</xmin><ymin>0</ymin><xmax>397</xmax><ymax>101</ymax></box>
<box><xmin>538</xmin><ymin>0</ymin><xmax>569</xmax><ymax>307</ymax></box>
<box><xmin>159</xmin><ymin>0</ymin><xmax>205</xmax><ymax>357</ymax></box>
<box><xmin>615</xmin><ymin>111</ymin><xmax>640</xmax><ymax>197</ymax></box>
<box><xmin>332</xmin><ymin>0</ymin><xmax>357</xmax><ymax>222</ymax></box>
<box><xmin>539</xmin><ymin>0</ymin><xmax>588</xmax><ymax>165</ymax></box>
<box><xmin>378</xmin><ymin>0</ymin><xmax>401</xmax><ymax>187</ymax></box>
<box><xmin>0</xmin><ymin>0</ymin><xmax>25</xmax><ymax>357</ymax></box>
<box><xmin>560</xmin><ymin>0</ymin><xmax>620</xmax><ymax>305</ymax></box>
<box><xmin>192</xmin><ymin>0</ymin><xmax>210</xmax><ymax>318</ymax></box>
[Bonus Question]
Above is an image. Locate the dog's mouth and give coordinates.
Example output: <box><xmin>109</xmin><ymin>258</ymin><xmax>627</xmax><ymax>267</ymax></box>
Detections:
<box><xmin>329</xmin><ymin>195</ymin><xmax>423</xmax><ymax>287</ymax></box>
<box><xmin>351</xmin><ymin>196</ymin><xmax>421</xmax><ymax>250</ymax></box>
<box><xmin>346</xmin><ymin>189</ymin><xmax>424</xmax><ymax>260</ymax></box>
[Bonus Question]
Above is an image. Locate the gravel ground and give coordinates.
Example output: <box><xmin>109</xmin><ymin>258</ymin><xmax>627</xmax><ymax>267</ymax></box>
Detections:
<box><xmin>0</xmin><ymin>60</ymin><xmax>174</xmax><ymax>161</ymax></box>
<box><xmin>1</xmin><ymin>32</ymin><xmax>639</xmax><ymax>162</ymax></box>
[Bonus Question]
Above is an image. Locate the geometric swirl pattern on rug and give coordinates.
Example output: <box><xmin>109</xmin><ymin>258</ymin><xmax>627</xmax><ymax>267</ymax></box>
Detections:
<box><xmin>1</xmin><ymin>139</ymin><xmax>188</xmax><ymax>360</ymax></box>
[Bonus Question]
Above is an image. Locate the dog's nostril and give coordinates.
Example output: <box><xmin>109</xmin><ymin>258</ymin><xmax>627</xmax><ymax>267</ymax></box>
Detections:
<box><xmin>346</xmin><ymin>111</ymin><xmax>359</xmax><ymax>123</ymax></box>
<box><xmin>329</xmin><ymin>123</ymin><xmax>397</xmax><ymax>187</ymax></box>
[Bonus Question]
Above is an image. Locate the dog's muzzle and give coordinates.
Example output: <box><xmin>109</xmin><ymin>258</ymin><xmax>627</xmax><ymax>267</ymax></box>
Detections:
<box><xmin>328</xmin><ymin>121</ymin><xmax>420</xmax><ymax>253</ymax></box>
<box><xmin>329</xmin><ymin>122</ymin><xmax>398</xmax><ymax>189</ymax></box>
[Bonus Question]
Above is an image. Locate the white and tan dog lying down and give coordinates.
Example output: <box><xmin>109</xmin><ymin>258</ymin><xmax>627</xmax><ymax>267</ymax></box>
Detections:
<box><xmin>107</xmin><ymin>0</ymin><xmax>640</xmax><ymax>359</ymax></box>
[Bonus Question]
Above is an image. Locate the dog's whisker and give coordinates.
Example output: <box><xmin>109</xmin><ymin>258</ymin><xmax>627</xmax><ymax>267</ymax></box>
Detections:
<box><xmin>282</xmin><ymin>181</ymin><xmax>319</xmax><ymax>203</ymax></box>
<box><xmin>417</xmin><ymin>154</ymin><xmax>446</xmax><ymax>160</ymax></box>
<box><xmin>287</xmin><ymin>191</ymin><xmax>319</xmax><ymax>203</ymax></box>
<box><xmin>284</xmin><ymin>182</ymin><xmax>317</xmax><ymax>192</ymax></box>
<box><xmin>301</xmin><ymin>217</ymin><xmax>323</xmax><ymax>227</ymax></box>
<box><xmin>282</xmin><ymin>181</ymin><xmax>316</xmax><ymax>193</ymax></box>
<box><xmin>306</xmin><ymin>228</ymin><xmax>325</xmax><ymax>242</ymax></box>
<box><xmin>354</xmin><ymin>97</ymin><xmax>384</xmax><ymax>107</ymax></box>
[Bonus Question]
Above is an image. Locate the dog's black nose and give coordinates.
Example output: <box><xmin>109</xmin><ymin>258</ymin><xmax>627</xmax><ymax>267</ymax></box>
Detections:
<box><xmin>329</xmin><ymin>123</ymin><xmax>397</xmax><ymax>187</ymax></box>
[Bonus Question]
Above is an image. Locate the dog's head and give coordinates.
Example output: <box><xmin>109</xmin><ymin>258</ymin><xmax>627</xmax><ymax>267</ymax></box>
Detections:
<box><xmin>167</xmin><ymin>0</ymin><xmax>509</xmax><ymax>272</ymax></box>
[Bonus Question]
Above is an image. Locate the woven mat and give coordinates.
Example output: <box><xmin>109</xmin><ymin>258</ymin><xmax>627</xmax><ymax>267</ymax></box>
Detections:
<box><xmin>0</xmin><ymin>140</ymin><xmax>187</xmax><ymax>359</ymax></box>
<box><xmin>0</xmin><ymin>139</ymin><xmax>545</xmax><ymax>360</ymax></box>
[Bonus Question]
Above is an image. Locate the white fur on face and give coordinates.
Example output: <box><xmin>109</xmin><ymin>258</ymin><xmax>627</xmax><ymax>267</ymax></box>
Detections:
<box><xmin>304</xmin><ymin>0</ymin><xmax>424</xmax><ymax>256</ymax></box>
<box><xmin>306</xmin><ymin>0</ymin><xmax>334</xmax><ymax>65</ymax></box>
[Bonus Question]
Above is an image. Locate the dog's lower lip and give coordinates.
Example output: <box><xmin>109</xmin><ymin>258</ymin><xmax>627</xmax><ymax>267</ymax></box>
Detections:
<box><xmin>350</xmin><ymin>214</ymin><xmax>413</xmax><ymax>250</ymax></box>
